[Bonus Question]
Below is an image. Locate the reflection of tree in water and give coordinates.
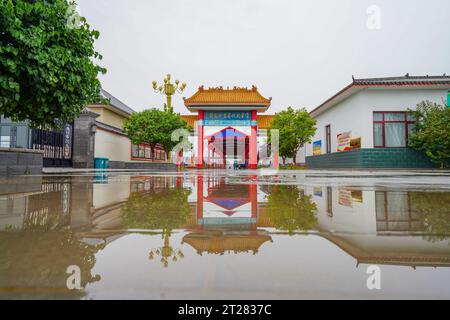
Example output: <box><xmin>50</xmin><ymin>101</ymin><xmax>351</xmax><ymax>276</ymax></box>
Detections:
<box><xmin>265</xmin><ymin>185</ymin><xmax>318</xmax><ymax>234</ymax></box>
<box><xmin>410</xmin><ymin>192</ymin><xmax>450</xmax><ymax>243</ymax></box>
<box><xmin>121</xmin><ymin>186</ymin><xmax>191</xmax><ymax>267</ymax></box>
<box><xmin>0</xmin><ymin>231</ymin><xmax>101</xmax><ymax>299</ymax></box>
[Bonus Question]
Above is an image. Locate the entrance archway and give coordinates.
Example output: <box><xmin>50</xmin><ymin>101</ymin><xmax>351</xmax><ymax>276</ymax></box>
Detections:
<box><xmin>183</xmin><ymin>86</ymin><xmax>272</xmax><ymax>169</ymax></box>
<box><xmin>205</xmin><ymin>126</ymin><xmax>250</xmax><ymax>169</ymax></box>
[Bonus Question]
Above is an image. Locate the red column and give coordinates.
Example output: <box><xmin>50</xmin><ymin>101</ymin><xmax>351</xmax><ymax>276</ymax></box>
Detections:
<box><xmin>177</xmin><ymin>149</ymin><xmax>183</xmax><ymax>167</ymax></box>
<box><xmin>249</xmin><ymin>110</ymin><xmax>258</xmax><ymax>169</ymax></box>
<box><xmin>197</xmin><ymin>111</ymin><xmax>204</xmax><ymax>169</ymax></box>
<box><xmin>197</xmin><ymin>176</ymin><xmax>204</xmax><ymax>230</ymax></box>
<box><xmin>176</xmin><ymin>176</ymin><xmax>182</xmax><ymax>188</ymax></box>
<box><xmin>273</xmin><ymin>150</ymin><xmax>279</xmax><ymax>169</ymax></box>
<box><xmin>207</xmin><ymin>143</ymin><xmax>210</xmax><ymax>169</ymax></box>
<box><xmin>249</xmin><ymin>176</ymin><xmax>258</xmax><ymax>230</ymax></box>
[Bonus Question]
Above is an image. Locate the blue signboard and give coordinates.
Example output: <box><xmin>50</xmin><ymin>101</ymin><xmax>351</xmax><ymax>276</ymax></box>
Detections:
<box><xmin>204</xmin><ymin>111</ymin><xmax>252</xmax><ymax>126</ymax></box>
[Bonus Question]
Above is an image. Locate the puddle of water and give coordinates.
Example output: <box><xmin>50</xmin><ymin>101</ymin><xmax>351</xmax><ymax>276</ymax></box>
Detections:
<box><xmin>0</xmin><ymin>171</ymin><xmax>449</xmax><ymax>299</ymax></box>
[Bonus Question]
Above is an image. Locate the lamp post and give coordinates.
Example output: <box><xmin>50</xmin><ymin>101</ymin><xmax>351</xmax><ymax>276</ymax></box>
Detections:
<box><xmin>148</xmin><ymin>230</ymin><xmax>184</xmax><ymax>268</ymax></box>
<box><xmin>152</xmin><ymin>74</ymin><xmax>187</xmax><ymax>113</ymax></box>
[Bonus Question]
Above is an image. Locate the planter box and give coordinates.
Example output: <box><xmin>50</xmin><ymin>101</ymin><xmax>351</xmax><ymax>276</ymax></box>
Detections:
<box><xmin>306</xmin><ymin>148</ymin><xmax>438</xmax><ymax>169</ymax></box>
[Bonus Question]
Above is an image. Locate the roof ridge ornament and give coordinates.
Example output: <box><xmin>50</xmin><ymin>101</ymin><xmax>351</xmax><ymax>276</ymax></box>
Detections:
<box><xmin>183</xmin><ymin>84</ymin><xmax>272</xmax><ymax>109</ymax></box>
<box><xmin>231</xmin><ymin>86</ymin><xmax>250</xmax><ymax>91</ymax></box>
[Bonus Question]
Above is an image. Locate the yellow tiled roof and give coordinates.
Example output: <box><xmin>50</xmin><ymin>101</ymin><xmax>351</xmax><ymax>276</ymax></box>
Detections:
<box><xmin>257</xmin><ymin>115</ymin><xmax>274</xmax><ymax>128</ymax></box>
<box><xmin>184</xmin><ymin>85</ymin><xmax>272</xmax><ymax>107</ymax></box>
<box><xmin>182</xmin><ymin>232</ymin><xmax>272</xmax><ymax>255</ymax></box>
<box><xmin>180</xmin><ymin>115</ymin><xmax>197</xmax><ymax>129</ymax></box>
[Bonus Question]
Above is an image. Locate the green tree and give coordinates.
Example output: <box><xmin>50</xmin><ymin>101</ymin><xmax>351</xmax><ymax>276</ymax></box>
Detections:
<box><xmin>121</xmin><ymin>184</ymin><xmax>191</xmax><ymax>267</ymax></box>
<box><xmin>0</xmin><ymin>0</ymin><xmax>106</xmax><ymax>127</ymax></box>
<box><xmin>410</xmin><ymin>192</ymin><xmax>450</xmax><ymax>243</ymax></box>
<box><xmin>123</xmin><ymin>108</ymin><xmax>188</xmax><ymax>160</ymax></box>
<box><xmin>121</xmin><ymin>186</ymin><xmax>191</xmax><ymax>231</ymax></box>
<box><xmin>408</xmin><ymin>101</ymin><xmax>450</xmax><ymax>168</ymax></box>
<box><xmin>270</xmin><ymin>107</ymin><xmax>316</xmax><ymax>164</ymax></box>
<box><xmin>265</xmin><ymin>185</ymin><xmax>318</xmax><ymax>235</ymax></box>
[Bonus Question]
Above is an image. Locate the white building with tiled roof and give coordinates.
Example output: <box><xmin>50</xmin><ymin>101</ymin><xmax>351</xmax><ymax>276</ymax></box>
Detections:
<box><xmin>299</xmin><ymin>75</ymin><xmax>450</xmax><ymax>169</ymax></box>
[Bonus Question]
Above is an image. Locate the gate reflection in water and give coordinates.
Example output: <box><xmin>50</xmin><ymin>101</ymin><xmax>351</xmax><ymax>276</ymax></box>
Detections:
<box><xmin>0</xmin><ymin>173</ymin><xmax>449</xmax><ymax>299</ymax></box>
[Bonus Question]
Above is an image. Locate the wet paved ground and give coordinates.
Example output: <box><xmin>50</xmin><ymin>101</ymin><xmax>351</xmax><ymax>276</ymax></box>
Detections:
<box><xmin>1</xmin><ymin>169</ymin><xmax>449</xmax><ymax>299</ymax></box>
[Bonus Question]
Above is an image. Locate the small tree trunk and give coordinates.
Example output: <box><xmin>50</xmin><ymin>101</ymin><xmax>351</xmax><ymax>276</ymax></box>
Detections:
<box><xmin>151</xmin><ymin>145</ymin><xmax>155</xmax><ymax>161</ymax></box>
<box><xmin>293</xmin><ymin>155</ymin><xmax>297</xmax><ymax>165</ymax></box>
<box><xmin>282</xmin><ymin>157</ymin><xmax>286</xmax><ymax>165</ymax></box>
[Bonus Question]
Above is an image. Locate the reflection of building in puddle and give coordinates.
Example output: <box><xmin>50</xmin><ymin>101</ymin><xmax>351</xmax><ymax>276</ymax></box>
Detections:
<box><xmin>182</xmin><ymin>175</ymin><xmax>273</xmax><ymax>256</ymax></box>
<box><xmin>1</xmin><ymin>175</ymin><xmax>449</xmax><ymax>269</ymax></box>
<box><xmin>0</xmin><ymin>231</ymin><xmax>102</xmax><ymax>297</ymax></box>
<box><xmin>306</xmin><ymin>186</ymin><xmax>450</xmax><ymax>267</ymax></box>
<box><xmin>194</xmin><ymin>176</ymin><xmax>258</xmax><ymax>230</ymax></box>
<box><xmin>0</xmin><ymin>177</ymin><xmax>73</xmax><ymax>231</ymax></box>
<box><xmin>321</xmin><ymin>233</ymin><xmax>450</xmax><ymax>268</ymax></box>
<box><xmin>183</xmin><ymin>230</ymin><xmax>272</xmax><ymax>255</ymax></box>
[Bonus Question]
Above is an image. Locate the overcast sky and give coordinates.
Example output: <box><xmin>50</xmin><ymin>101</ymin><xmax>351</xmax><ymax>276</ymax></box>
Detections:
<box><xmin>76</xmin><ymin>0</ymin><xmax>450</xmax><ymax>114</ymax></box>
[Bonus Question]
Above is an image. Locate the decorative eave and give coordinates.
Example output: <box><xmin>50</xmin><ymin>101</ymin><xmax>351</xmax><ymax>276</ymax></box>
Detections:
<box><xmin>184</xmin><ymin>85</ymin><xmax>272</xmax><ymax>112</ymax></box>
<box><xmin>320</xmin><ymin>232</ymin><xmax>450</xmax><ymax>268</ymax></box>
<box><xmin>182</xmin><ymin>231</ymin><xmax>272</xmax><ymax>255</ymax></box>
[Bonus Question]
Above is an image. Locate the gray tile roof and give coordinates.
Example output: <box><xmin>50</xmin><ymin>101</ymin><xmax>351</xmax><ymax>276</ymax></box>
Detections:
<box><xmin>353</xmin><ymin>74</ymin><xmax>450</xmax><ymax>85</ymax></box>
<box><xmin>101</xmin><ymin>89</ymin><xmax>135</xmax><ymax>115</ymax></box>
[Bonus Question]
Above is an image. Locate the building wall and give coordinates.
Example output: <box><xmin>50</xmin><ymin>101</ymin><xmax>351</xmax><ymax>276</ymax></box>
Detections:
<box><xmin>298</xmin><ymin>88</ymin><xmax>448</xmax><ymax>164</ymax></box>
<box><xmin>95</xmin><ymin>129</ymin><xmax>132</xmax><ymax>162</ymax></box>
<box><xmin>93</xmin><ymin>177</ymin><xmax>131</xmax><ymax>209</ymax></box>
<box><xmin>88</xmin><ymin>106</ymin><xmax>127</xmax><ymax>130</ymax></box>
<box><xmin>89</xmin><ymin>105</ymin><xmax>157</xmax><ymax>164</ymax></box>
<box><xmin>94</xmin><ymin>122</ymin><xmax>172</xmax><ymax>168</ymax></box>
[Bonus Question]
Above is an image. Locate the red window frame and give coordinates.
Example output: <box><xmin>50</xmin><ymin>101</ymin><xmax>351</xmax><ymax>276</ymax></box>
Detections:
<box><xmin>373</xmin><ymin>111</ymin><xmax>415</xmax><ymax>148</ymax></box>
<box><xmin>130</xmin><ymin>143</ymin><xmax>153</xmax><ymax>161</ymax></box>
<box><xmin>130</xmin><ymin>143</ymin><xmax>167</xmax><ymax>161</ymax></box>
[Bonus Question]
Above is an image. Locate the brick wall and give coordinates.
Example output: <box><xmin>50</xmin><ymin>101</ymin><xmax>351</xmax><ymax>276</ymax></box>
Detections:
<box><xmin>306</xmin><ymin>148</ymin><xmax>437</xmax><ymax>169</ymax></box>
<box><xmin>0</xmin><ymin>148</ymin><xmax>43</xmax><ymax>175</ymax></box>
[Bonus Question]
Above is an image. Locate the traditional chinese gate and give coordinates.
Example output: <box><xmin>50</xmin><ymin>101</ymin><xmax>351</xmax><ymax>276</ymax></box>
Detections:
<box><xmin>183</xmin><ymin>86</ymin><xmax>272</xmax><ymax>169</ymax></box>
<box><xmin>31</xmin><ymin>123</ymin><xmax>73</xmax><ymax>167</ymax></box>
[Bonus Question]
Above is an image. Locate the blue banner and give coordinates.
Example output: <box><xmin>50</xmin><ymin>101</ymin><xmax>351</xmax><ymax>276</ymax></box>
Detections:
<box><xmin>204</xmin><ymin>111</ymin><xmax>252</xmax><ymax>126</ymax></box>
